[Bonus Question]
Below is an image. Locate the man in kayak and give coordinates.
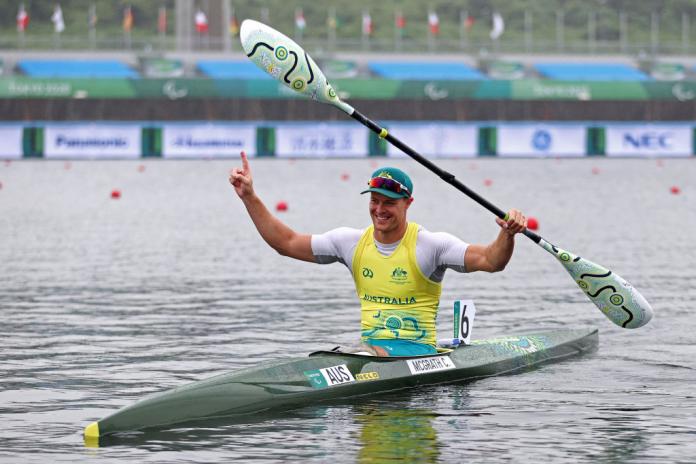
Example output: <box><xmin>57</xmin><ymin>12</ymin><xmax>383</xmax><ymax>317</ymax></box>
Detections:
<box><xmin>230</xmin><ymin>152</ymin><xmax>527</xmax><ymax>357</ymax></box>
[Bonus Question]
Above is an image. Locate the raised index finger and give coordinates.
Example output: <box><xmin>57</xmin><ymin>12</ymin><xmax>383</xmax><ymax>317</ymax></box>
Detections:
<box><xmin>240</xmin><ymin>150</ymin><xmax>250</xmax><ymax>175</ymax></box>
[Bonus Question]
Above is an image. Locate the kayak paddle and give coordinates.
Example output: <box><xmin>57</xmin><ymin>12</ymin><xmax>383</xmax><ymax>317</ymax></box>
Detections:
<box><xmin>239</xmin><ymin>19</ymin><xmax>653</xmax><ymax>329</ymax></box>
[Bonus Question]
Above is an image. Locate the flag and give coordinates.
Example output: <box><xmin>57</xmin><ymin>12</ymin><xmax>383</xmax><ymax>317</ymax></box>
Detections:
<box><xmin>327</xmin><ymin>10</ymin><xmax>337</xmax><ymax>30</ymax></box>
<box><xmin>295</xmin><ymin>8</ymin><xmax>306</xmax><ymax>31</ymax></box>
<box><xmin>52</xmin><ymin>4</ymin><xmax>65</xmax><ymax>33</ymax></box>
<box><xmin>465</xmin><ymin>14</ymin><xmax>475</xmax><ymax>30</ymax></box>
<box><xmin>88</xmin><ymin>4</ymin><xmax>97</xmax><ymax>30</ymax></box>
<box><xmin>158</xmin><ymin>6</ymin><xmax>166</xmax><ymax>34</ymax></box>
<box><xmin>362</xmin><ymin>11</ymin><xmax>373</xmax><ymax>37</ymax></box>
<box><xmin>195</xmin><ymin>9</ymin><xmax>208</xmax><ymax>33</ymax></box>
<box><xmin>229</xmin><ymin>12</ymin><xmax>239</xmax><ymax>36</ymax></box>
<box><xmin>428</xmin><ymin>10</ymin><xmax>439</xmax><ymax>35</ymax></box>
<box><xmin>395</xmin><ymin>10</ymin><xmax>406</xmax><ymax>34</ymax></box>
<box><xmin>17</xmin><ymin>4</ymin><xmax>29</xmax><ymax>31</ymax></box>
<box><xmin>123</xmin><ymin>5</ymin><xmax>133</xmax><ymax>32</ymax></box>
<box><xmin>490</xmin><ymin>12</ymin><xmax>505</xmax><ymax>39</ymax></box>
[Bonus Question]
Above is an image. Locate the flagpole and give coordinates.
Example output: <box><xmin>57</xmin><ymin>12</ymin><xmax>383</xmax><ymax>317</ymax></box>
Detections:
<box><xmin>556</xmin><ymin>10</ymin><xmax>565</xmax><ymax>52</ymax></box>
<box><xmin>394</xmin><ymin>10</ymin><xmax>399</xmax><ymax>51</ymax></box>
<box><xmin>222</xmin><ymin>0</ymin><xmax>232</xmax><ymax>52</ymax></box>
<box><xmin>295</xmin><ymin>7</ymin><xmax>303</xmax><ymax>43</ymax></box>
<box><xmin>17</xmin><ymin>4</ymin><xmax>27</xmax><ymax>49</ymax></box>
<box><xmin>362</xmin><ymin>9</ymin><xmax>368</xmax><ymax>51</ymax></box>
<box><xmin>89</xmin><ymin>3</ymin><xmax>96</xmax><ymax>49</ymax></box>
<box><xmin>328</xmin><ymin>6</ymin><xmax>336</xmax><ymax>53</ymax></box>
<box><xmin>123</xmin><ymin>6</ymin><xmax>132</xmax><ymax>50</ymax></box>
<box><xmin>524</xmin><ymin>10</ymin><xmax>532</xmax><ymax>53</ymax></box>
<box><xmin>427</xmin><ymin>9</ymin><xmax>436</xmax><ymax>53</ymax></box>
<box><xmin>261</xmin><ymin>7</ymin><xmax>269</xmax><ymax>24</ymax></box>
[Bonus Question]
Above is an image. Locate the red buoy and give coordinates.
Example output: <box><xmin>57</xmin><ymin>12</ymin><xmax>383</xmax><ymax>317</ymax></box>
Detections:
<box><xmin>4</xmin><ymin>160</ymin><xmax>11</xmax><ymax>167</ymax></box>
<box><xmin>64</xmin><ymin>161</ymin><xmax>72</xmax><ymax>170</ymax></box>
<box><xmin>111</xmin><ymin>189</ymin><xmax>121</xmax><ymax>199</ymax></box>
<box><xmin>340</xmin><ymin>173</ymin><xmax>350</xmax><ymax>181</ymax></box>
<box><xmin>483</xmin><ymin>179</ymin><xmax>493</xmax><ymax>187</ymax></box>
<box><xmin>137</xmin><ymin>164</ymin><xmax>146</xmax><ymax>173</ymax></box>
<box><xmin>656</xmin><ymin>159</ymin><xmax>664</xmax><ymax>167</ymax></box>
<box><xmin>275</xmin><ymin>201</ymin><xmax>288</xmax><ymax>212</ymax></box>
<box><xmin>670</xmin><ymin>186</ymin><xmax>681</xmax><ymax>195</ymax></box>
<box><xmin>527</xmin><ymin>216</ymin><xmax>539</xmax><ymax>231</ymax></box>
<box><xmin>591</xmin><ymin>167</ymin><xmax>600</xmax><ymax>175</ymax></box>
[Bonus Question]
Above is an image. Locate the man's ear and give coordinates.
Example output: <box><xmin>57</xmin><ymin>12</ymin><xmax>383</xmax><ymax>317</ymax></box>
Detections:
<box><xmin>407</xmin><ymin>197</ymin><xmax>414</xmax><ymax>206</ymax></box>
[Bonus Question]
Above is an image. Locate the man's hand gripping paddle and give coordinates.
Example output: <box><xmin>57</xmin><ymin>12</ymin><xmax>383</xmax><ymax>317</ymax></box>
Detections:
<box><xmin>239</xmin><ymin>19</ymin><xmax>654</xmax><ymax>329</ymax></box>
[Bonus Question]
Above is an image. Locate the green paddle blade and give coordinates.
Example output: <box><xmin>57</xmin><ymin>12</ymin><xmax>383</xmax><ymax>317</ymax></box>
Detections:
<box><xmin>240</xmin><ymin>19</ymin><xmax>354</xmax><ymax>115</ymax></box>
<box><xmin>538</xmin><ymin>239</ymin><xmax>653</xmax><ymax>328</ymax></box>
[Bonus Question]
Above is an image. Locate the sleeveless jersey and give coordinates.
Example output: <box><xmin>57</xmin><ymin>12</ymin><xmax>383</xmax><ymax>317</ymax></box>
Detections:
<box><xmin>351</xmin><ymin>222</ymin><xmax>442</xmax><ymax>347</ymax></box>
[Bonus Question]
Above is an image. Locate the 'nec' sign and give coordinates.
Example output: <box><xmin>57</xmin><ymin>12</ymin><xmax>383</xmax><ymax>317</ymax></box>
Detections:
<box><xmin>623</xmin><ymin>132</ymin><xmax>672</xmax><ymax>149</ymax></box>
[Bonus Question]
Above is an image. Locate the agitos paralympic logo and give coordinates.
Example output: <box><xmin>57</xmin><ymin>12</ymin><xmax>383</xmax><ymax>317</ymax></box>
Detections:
<box><xmin>362</xmin><ymin>267</ymin><xmax>374</xmax><ymax>278</ymax></box>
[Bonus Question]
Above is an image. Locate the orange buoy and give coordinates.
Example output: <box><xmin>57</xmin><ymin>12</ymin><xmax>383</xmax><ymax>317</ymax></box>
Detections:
<box><xmin>340</xmin><ymin>173</ymin><xmax>350</xmax><ymax>181</ymax></box>
<box><xmin>527</xmin><ymin>216</ymin><xmax>539</xmax><ymax>231</ymax></box>
<box><xmin>111</xmin><ymin>189</ymin><xmax>121</xmax><ymax>199</ymax></box>
<box><xmin>483</xmin><ymin>179</ymin><xmax>493</xmax><ymax>187</ymax></box>
<box><xmin>591</xmin><ymin>167</ymin><xmax>600</xmax><ymax>175</ymax></box>
<box><xmin>656</xmin><ymin>159</ymin><xmax>664</xmax><ymax>167</ymax></box>
<box><xmin>137</xmin><ymin>164</ymin><xmax>146</xmax><ymax>172</ymax></box>
<box><xmin>64</xmin><ymin>161</ymin><xmax>72</xmax><ymax>170</ymax></box>
<box><xmin>670</xmin><ymin>186</ymin><xmax>681</xmax><ymax>195</ymax></box>
<box><xmin>275</xmin><ymin>201</ymin><xmax>288</xmax><ymax>212</ymax></box>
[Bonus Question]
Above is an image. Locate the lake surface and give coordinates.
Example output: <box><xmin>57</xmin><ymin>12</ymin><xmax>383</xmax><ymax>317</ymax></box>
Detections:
<box><xmin>0</xmin><ymin>157</ymin><xmax>694</xmax><ymax>463</ymax></box>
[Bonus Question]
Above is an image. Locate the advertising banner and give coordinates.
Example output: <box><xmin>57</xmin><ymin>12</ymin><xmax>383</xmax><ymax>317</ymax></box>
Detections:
<box><xmin>276</xmin><ymin>123</ymin><xmax>368</xmax><ymax>158</ymax></box>
<box><xmin>0</xmin><ymin>126</ymin><xmax>24</xmax><ymax>159</ymax></box>
<box><xmin>497</xmin><ymin>124</ymin><xmax>587</xmax><ymax>157</ymax></box>
<box><xmin>44</xmin><ymin>124</ymin><xmax>141</xmax><ymax>159</ymax></box>
<box><xmin>511</xmin><ymin>80</ymin><xmax>648</xmax><ymax>101</ymax></box>
<box><xmin>0</xmin><ymin>77</ymin><xmax>136</xmax><ymax>98</ymax></box>
<box><xmin>162</xmin><ymin>124</ymin><xmax>256</xmax><ymax>158</ymax></box>
<box><xmin>605</xmin><ymin>124</ymin><xmax>693</xmax><ymax>157</ymax></box>
<box><xmin>385</xmin><ymin>123</ymin><xmax>478</xmax><ymax>158</ymax></box>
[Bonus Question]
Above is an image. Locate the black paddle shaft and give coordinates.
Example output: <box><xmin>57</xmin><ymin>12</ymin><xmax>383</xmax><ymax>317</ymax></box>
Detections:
<box><xmin>350</xmin><ymin>109</ymin><xmax>542</xmax><ymax>243</ymax></box>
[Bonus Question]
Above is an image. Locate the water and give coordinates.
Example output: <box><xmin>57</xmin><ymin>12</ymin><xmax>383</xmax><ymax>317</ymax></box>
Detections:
<box><xmin>0</xmin><ymin>158</ymin><xmax>694</xmax><ymax>463</ymax></box>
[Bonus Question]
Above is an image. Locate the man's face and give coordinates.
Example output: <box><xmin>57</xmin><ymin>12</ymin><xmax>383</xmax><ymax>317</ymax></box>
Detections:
<box><xmin>368</xmin><ymin>192</ymin><xmax>411</xmax><ymax>234</ymax></box>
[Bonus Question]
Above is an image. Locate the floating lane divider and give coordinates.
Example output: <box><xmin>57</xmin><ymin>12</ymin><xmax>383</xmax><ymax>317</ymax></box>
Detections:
<box><xmin>239</xmin><ymin>19</ymin><xmax>653</xmax><ymax>329</ymax></box>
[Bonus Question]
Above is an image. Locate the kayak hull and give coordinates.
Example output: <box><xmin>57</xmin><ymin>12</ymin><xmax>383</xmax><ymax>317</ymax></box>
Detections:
<box><xmin>86</xmin><ymin>327</ymin><xmax>598</xmax><ymax>440</ymax></box>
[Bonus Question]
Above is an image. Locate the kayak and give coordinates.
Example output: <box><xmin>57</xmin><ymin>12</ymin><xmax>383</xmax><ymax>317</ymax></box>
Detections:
<box><xmin>84</xmin><ymin>327</ymin><xmax>598</xmax><ymax>442</ymax></box>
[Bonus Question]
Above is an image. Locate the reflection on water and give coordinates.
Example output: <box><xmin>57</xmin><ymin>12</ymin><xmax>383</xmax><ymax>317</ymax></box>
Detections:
<box><xmin>1</xmin><ymin>159</ymin><xmax>696</xmax><ymax>462</ymax></box>
<box><xmin>357</xmin><ymin>408</ymin><xmax>440</xmax><ymax>463</ymax></box>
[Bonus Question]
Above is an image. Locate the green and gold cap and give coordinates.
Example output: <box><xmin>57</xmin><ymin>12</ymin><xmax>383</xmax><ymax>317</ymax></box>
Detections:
<box><xmin>360</xmin><ymin>167</ymin><xmax>413</xmax><ymax>199</ymax></box>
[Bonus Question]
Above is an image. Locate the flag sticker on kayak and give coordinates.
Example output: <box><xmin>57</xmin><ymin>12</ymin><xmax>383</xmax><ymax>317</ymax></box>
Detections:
<box><xmin>304</xmin><ymin>364</ymin><xmax>356</xmax><ymax>389</ymax></box>
<box><xmin>406</xmin><ymin>356</ymin><xmax>456</xmax><ymax>375</ymax></box>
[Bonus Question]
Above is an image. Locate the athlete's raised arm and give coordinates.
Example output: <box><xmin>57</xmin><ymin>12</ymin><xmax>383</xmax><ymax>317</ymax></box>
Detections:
<box><xmin>229</xmin><ymin>151</ymin><xmax>314</xmax><ymax>262</ymax></box>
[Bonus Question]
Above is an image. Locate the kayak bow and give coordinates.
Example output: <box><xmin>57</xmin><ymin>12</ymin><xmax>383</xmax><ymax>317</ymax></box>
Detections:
<box><xmin>84</xmin><ymin>327</ymin><xmax>597</xmax><ymax>443</ymax></box>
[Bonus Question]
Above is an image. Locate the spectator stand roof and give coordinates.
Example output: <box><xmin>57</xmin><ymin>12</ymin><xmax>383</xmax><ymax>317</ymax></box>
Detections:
<box><xmin>534</xmin><ymin>63</ymin><xmax>651</xmax><ymax>81</ymax></box>
<box><xmin>17</xmin><ymin>59</ymin><xmax>139</xmax><ymax>78</ymax></box>
<box><xmin>368</xmin><ymin>61</ymin><xmax>487</xmax><ymax>80</ymax></box>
